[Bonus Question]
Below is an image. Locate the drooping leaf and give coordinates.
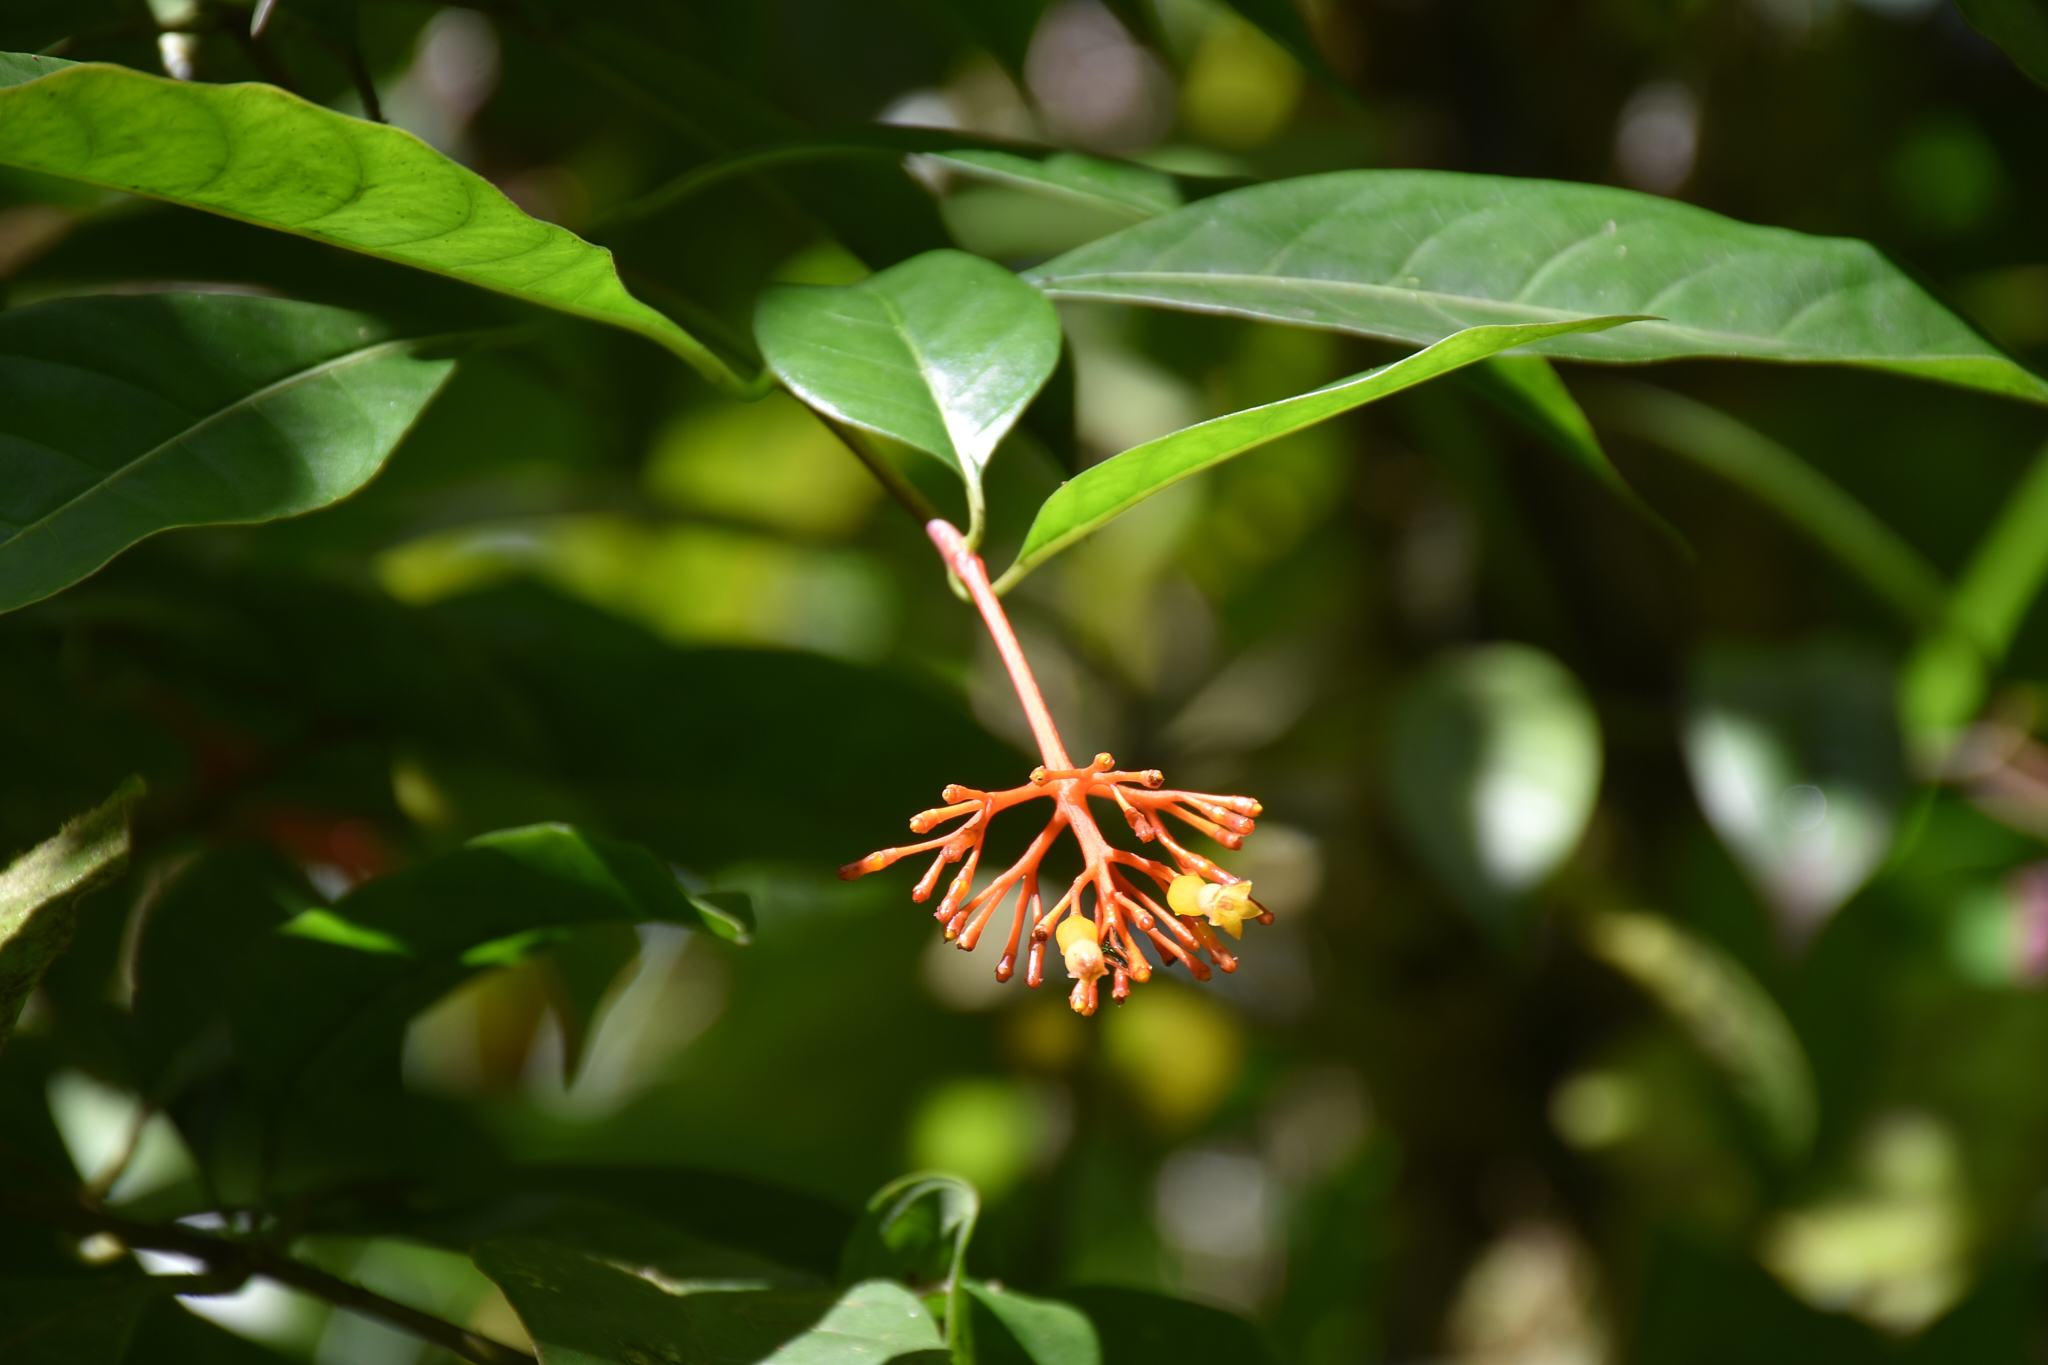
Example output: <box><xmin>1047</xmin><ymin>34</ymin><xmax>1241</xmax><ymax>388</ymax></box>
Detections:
<box><xmin>994</xmin><ymin>316</ymin><xmax>1640</xmax><ymax>590</ymax></box>
<box><xmin>475</xmin><ymin>1236</ymin><xmax>945</xmax><ymax>1365</ymax></box>
<box><xmin>1589</xmin><ymin>382</ymin><xmax>1949</xmax><ymax>630</ymax></box>
<box><xmin>1029</xmin><ymin>170</ymin><xmax>2048</xmax><ymax>404</ymax></box>
<box><xmin>0</xmin><ymin>59</ymin><xmax>755</xmax><ymax>393</ymax></box>
<box><xmin>966</xmin><ymin>1282</ymin><xmax>1101</xmax><ymax>1365</ymax></box>
<box><xmin>0</xmin><ymin>779</ymin><xmax>140</xmax><ymax>1055</ymax></box>
<box><xmin>1385</xmin><ymin>646</ymin><xmax>1603</xmax><ymax>936</ymax></box>
<box><xmin>0</xmin><ymin>1275</ymin><xmax>157</xmax><ymax>1362</ymax></box>
<box><xmin>1682</xmin><ymin>642</ymin><xmax>1905</xmax><ymax>949</ymax></box>
<box><xmin>1580</xmin><ymin>909</ymin><xmax>1817</xmax><ymax>1158</ymax></box>
<box><xmin>0</xmin><ymin>294</ymin><xmax>456</xmax><ymax>613</ymax></box>
<box><xmin>534</xmin><ymin>922</ymin><xmax>644</xmax><ymax>1085</ymax></box>
<box><xmin>930</xmin><ymin>151</ymin><xmax>1182</xmax><ymax>221</ymax></box>
<box><xmin>1953</xmin><ymin>0</ymin><xmax>2048</xmax><ymax>88</ymax></box>
<box><xmin>1056</xmin><ymin>1288</ymin><xmax>1286</xmax><ymax>1365</ymax></box>
<box><xmin>757</xmin><ymin>249</ymin><xmax>1061</xmax><ymax>524</ymax></box>
<box><xmin>1899</xmin><ymin>438</ymin><xmax>2048</xmax><ymax>744</ymax></box>
<box><xmin>838</xmin><ymin>1172</ymin><xmax>979</xmax><ymax>1291</ymax></box>
<box><xmin>224</xmin><ymin>825</ymin><xmax>748</xmax><ymax>1167</ymax></box>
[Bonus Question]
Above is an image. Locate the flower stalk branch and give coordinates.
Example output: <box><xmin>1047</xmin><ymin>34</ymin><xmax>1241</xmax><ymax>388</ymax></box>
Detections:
<box><xmin>840</xmin><ymin>520</ymin><xmax>1271</xmax><ymax>1015</ymax></box>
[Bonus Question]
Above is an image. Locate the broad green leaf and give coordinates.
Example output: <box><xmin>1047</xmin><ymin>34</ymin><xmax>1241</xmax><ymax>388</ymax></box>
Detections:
<box><xmin>1900</xmin><ymin>438</ymin><xmax>2048</xmax><ymax>744</ymax></box>
<box><xmin>225</xmin><ymin>825</ymin><xmax>748</xmax><ymax>1165</ymax></box>
<box><xmin>0</xmin><ymin>53</ymin><xmax>70</xmax><ymax>90</ymax></box>
<box><xmin>0</xmin><ymin>779</ymin><xmax>140</xmax><ymax>1055</ymax></box>
<box><xmin>0</xmin><ymin>294</ymin><xmax>456</xmax><ymax>613</ymax></box>
<box><xmin>0</xmin><ymin>60</ymin><xmax>755</xmax><ymax>394</ymax></box>
<box><xmin>965</xmin><ymin>1283</ymin><xmax>1101</xmax><ymax>1365</ymax></box>
<box><xmin>995</xmin><ymin>316</ymin><xmax>1639</xmax><ymax>590</ymax></box>
<box><xmin>1589</xmin><ymin>383</ymin><xmax>1949</xmax><ymax>630</ymax></box>
<box><xmin>1056</xmin><ymin>1288</ymin><xmax>1285</xmax><ymax>1365</ymax></box>
<box><xmin>1029</xmin><ymin>170</ymin><xmax>2048</xmax><ymax>404</ymax></box>
<box><xmin>1954</xmin><ymin>0</ymin><xmax>2048</xmax><ymax>87</ymax></box>
<box><xmin>0</xmin><ymin>1276</ymin><xmax>156</xmax><ymax>1362</ymax></box>
<box><xmin>1581</xmin><ymin>909</ymin><xmax>1817</xmax><ymax>1158</ymax></box>
<box><xmin>930</xmin><ymin>151</ymin><xmax>1182</xmax><ymax>220</ymax></box>
<box><xmin>757</xmin><ymin>249</ymin><xmax>1061</xmax><ymax>532</ymax></box>
<box><xmin>1386</xmin><ymin>646</ymin><xmax>1603</xmax><ymax>936</ymax></box>
<box><xmin>1683</xmin><ymin>642</ymin><xmax>1905</xmax><ymax>948</ymax></box>
<box><xmin>475</xmin><ymin>1236</ymin><xmax>944</xmax><ymax>1365</ymax></box>
<box><xmin>838</xmin><ymin>1173</ymin><xmax>979</xmax><ymax>1291</ymax></box>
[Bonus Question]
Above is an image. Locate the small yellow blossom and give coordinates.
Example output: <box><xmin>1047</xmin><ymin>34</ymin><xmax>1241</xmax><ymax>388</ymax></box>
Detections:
<box><xmin>1168</xmin><ymin>875</ymin><xmax>1259</xmax><ymax>938</ymax></box>
<box><xmin>1056</xmin><ymin>913</ymin><xmax>1106</xmax><ymax>980</ymax></box>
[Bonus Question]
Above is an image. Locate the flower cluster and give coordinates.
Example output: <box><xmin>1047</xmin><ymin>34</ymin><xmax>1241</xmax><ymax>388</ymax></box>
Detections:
<box><xmin>841</xmin><ymin>752</ymin><xmax>1270</xmax><ymax>1015</ymax></box>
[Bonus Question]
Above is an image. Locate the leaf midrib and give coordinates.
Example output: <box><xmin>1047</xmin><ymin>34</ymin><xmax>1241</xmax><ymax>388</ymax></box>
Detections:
<box><xmin>3</xmin><ymin>335</ymin><xmax>423</xmax><ymax>554</ymax></box>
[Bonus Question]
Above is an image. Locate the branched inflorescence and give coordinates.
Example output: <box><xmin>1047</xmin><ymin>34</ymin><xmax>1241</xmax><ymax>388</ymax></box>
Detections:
<box><xmin>839</xmin><ymin>520</ymin><xmax>1271</xmax><ymax>1015</ymax></box>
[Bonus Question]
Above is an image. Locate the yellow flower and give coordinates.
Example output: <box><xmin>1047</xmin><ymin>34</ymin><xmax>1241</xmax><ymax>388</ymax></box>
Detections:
<box><xmin>1167</xmin><ymin>875</ymin><xmax>1258</xmax><ymax>938</ymax></box>
<box><xmin>1056</xmin><ymin>913</ymin><xmax>1106</xmax><ymax>980</ymax></box>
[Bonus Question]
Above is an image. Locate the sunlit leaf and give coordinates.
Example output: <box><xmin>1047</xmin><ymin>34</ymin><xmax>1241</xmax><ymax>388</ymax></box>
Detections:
<box><xmin>1683</xmin><ymin>643</ymin><xmax>1905</xmax><ymax>948</ymax></box>
<box><xmin>838</xmin><ymin>1172</ymin><xmax>979</xmax><ymax>1291</ymax></box>
<box><xmin>475</xmin><ymin>1236</ymin><xmax>944</xmax><ymax>1365</ymax></box>
<box><xmin>757</xmin><ymin>249</ymin><xmax>1061</xmax><ymax>528</ymax></box>
<box><xmin>931</xmin><ymin>150</ymin><xmax>1182</xmax><ymax>220</ymax></box>
<box><xmin>1953</xmin><ymin>0</ymin><xmax>2048</xmax><ymax>87</ymax></box>
<box><xmin>0</xmin><ymin>294</ymin><xmax>456</xmax><ymax>613</ymax></box>
<box><xmin>1900</xmin><ymin>438</ymin><xmax>2048</xmax><ymax>746</ymax></box>
<box><xmin>1029</xmin><ymin>170</ymin><xmax>2048</xmax><ymax>403</ymax></box>
<box><xmin>1590</xmin><ymin>382</ymin><xmax>1949</xmax><ymax>630</ymax></box>
<box><xmin>0</xmin><ymin>778</ymin><xmax>140</xmax><ymax>1054</ymax></box>
<box><xmin>1581</xmin><ymin>909</ymin><xmax>1817</xmax><ymax>1158</ymax></box>
<box><xmin>966</xmin><ymin>1282</ymin><xmax>1101</xmax><ymax>1365</ymax></box>
<box><xmin>0</xmin><ymin>52</ymin><xmax>70</xmax><ymax>89</ymax></box>
<box><xmin>995</xmin><ymin>316</ymin><xmax>1640</xmax><ymax>590</ymax></box>
<box><xmin>0</xmin><ymin>59</ymin><xmax>755</xmax><ymax>393</ymax></box>
<box><xmin>1385</xmin><ymin>646</ymin><xmax>1603</xmax><ymax>935</ymax></box>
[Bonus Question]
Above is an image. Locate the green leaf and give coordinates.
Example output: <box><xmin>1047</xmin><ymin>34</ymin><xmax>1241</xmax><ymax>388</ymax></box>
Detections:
<box><xmin>1580</xmin><ymin>909</ymin><xmax>1817</xmax><ymax>1158</ymax></box>
<box><xmin>0</xmin><ymin>1276</ymin><xmax>158</xmax><ymax>1362</ymax></box>
<box><xmin>0</xmin><ymin>60</ymin><xmax>755</xmax><ymax>394</ymax></box>
<box><xmin>1028</xmin><ymin>170</ymin><xmax>2048</xmax><ymax>404</ymax></box>
<box><xmin>930</xmin><ymin>151</ymin><xmax>1182</xmax><ymax>220</ymax></box>
<box><xmin>1589</xmin><ymin>382</ymin><xmax>1949</xmax><ymax>630</ymax></box>
<box><xmin>837</xmin><ymin>1173</ymin><xmax>979</xmax><ymax>1291</ymax></box>
<box><xmin>225</xmin><ymin>825</ymin><xmax>742</xmax><ymax>1166</ymax></box>
<box><xmin>965</xmin><ymin>1283</ymin><xmax>1101</xmax><ymax>1365</ymax></box>
<box><xmin>1385</xmin><ymin>646</ymin><xmax>1603</xmax><ymax>936</ymax></box>
<box><xmin>1953</xmin><ymin>0</ymin><xmax>2048</xmax><ymax>87</ymax></box>
<box><xmin>1900</xmin><ymin>438</ymin><xmax>2048</xmax><ymax>743</ymax></box>
<box><xmin>0</xmin><ymin>779</ymin><xmax>140</xmax><ymax>1055</ymax></box>
<box><xmin>475</xmin><ymin>1236</ymin><xmax>945</xmax><ymax>1365</ymax></box>
<box><xmin>1056</xmin><ymin>1288</ymin><xmax>1285</xmax><ymax>1365</ymax></box>
<box><xmin>757</xmin><ymin>249</ymin><xmax>1061</xmax><ymax>534</ymax></box>
<box><xmin>995</xmin><ymin>316</ymin><xmax>1640</xmax><ymax>590</ymax></box>
<box><xmin>0</xmin><ymin>293</ymin><xmax>456</xmax><ymax>614</ymax></box>
<box><xmin>0</xmin><ymin>53</ymin><xmax>71</xmax><ymax>90</ymax></box>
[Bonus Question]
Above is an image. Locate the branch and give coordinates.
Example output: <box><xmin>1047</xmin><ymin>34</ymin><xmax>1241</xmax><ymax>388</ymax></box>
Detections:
<box><xmin>0</xmin><ymin>1196</ymin><xmax>534</xmax><ymax>1365</ymax></box>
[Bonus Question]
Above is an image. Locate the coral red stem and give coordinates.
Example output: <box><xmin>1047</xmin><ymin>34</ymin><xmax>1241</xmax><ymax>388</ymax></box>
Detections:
<box><xmin>928</xmin><ymin>520</ymin><xmax>1071</xmax><ymax>771</ymax></box>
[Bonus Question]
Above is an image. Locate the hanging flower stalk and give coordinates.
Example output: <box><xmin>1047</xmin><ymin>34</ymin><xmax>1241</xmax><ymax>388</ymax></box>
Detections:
<box><xmin>840</xmin><ymin>520</ymin><xmax>1271</xmax><ymax>1015</ymax></box>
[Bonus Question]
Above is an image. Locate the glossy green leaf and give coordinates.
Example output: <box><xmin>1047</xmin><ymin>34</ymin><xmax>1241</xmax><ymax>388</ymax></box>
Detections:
<box><xmin>475</xmin><ymin>1236</ymin><xmax>944</xmax><ymax>1365</ymax></box>
<box><xmin>225</xmin><ymin>825</ymin><xmax>747</xmax><ymax>1163</ymax></box>
<box><xmin>996</xmin><ymin>316</ymin><xmax>1640</xmax><ymax>590</ymax></box>
<box><xmin>1900</xmin><ymin>438</ymin><xmax>2048</xmax><ymax>742</ymax></box>
<box><xmin>1581</xmin><ymin>909</ymin><xmax>1817</xmax><ymax>1158</ymax></box>
<box><xmin>0</xmin><ymin>53</ymin><xmax>70</xmax><ymax>89</ymax></box>
<box><xmin>1590</xmin><ymin>382</ymin><xmax>1949</xmax><ymax>630</ymax></box>
<box><xmin>1386</xmin><ymin>646</ymin><xmax>1603</xmax><ymax>936</ymax></box>
<box><xmin>838</xmin><ymin>1172</ymin><xmax>979</xmax><ymax>1291</ymax></box>
<box><xmin>0</xmin><ymin>1276</ymin><xmax>156</xmax><ymax>1362</ymax></box>
<box><xmin>0</xmin><ymin>778</ymin><xmax>139</xmax><ymax>1054</ymax></box>
<box><xmin>0</xmin><ymin>294</ymin><xmax>456</xmax><ymax>613</ymax></box>
<box><xmin>757</xmin><ymin>249</ymin><xmax>1061</xmax><ymax>528</ymax></box>
<box><xmin>931</xmin><ymin>151</ymin><xmax>1182</xmax><ymax>220</ymax></box>
<box><xmin>966</xmin><ymin>1283</ymin><xmax>1101</xmax><ymax>1365</ymax></box>
<box><xmin>1029</xmin><ymin>170</ymin><xmax>2048</xmax><ymax>404</ymax></box>
<box><xmin>1954</xmin><ymin>0</ymin><xmax>2048</xmax><ymax>87</ymax></box>
<box><xmin>0</xmin><ymin>59</ymin><xmax>754</xmax><ymax>393</ymax></box>
<box><xmin>1056</xmin><ymin>1288</ymin><xmax>1285</xmax><ymax>1365</ymax></box>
